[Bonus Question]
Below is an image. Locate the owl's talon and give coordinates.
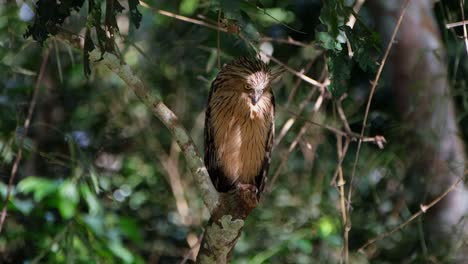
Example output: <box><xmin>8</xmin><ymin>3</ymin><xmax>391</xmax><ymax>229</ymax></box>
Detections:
<box><xmin>236</xmin><ymin>182</ymin><xmax>257</xmax><ymax>193</ymax></box>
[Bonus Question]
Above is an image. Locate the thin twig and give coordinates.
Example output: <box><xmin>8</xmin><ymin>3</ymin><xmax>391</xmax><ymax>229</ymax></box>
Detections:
<box><xmin>152</xmin><ymin>138</ymin><xmax>191</xmax><ymax>226</ymax></box>
<box><xmin>280</xmin><ymin>106</ymin><xmax>385</xmax><ymax>145</ymax></box>
<box><xmin>336</xmin><ymin>135</ymin><xmax>350</xmax><ymax>264</ymax></box>
<box><xmin>263</xmin><ymin>53</ymin><xmax>328</xmax><ymax>89</ymax></box>
<box><xmin>181</xmin><ymin>233</ymin><xmax>203</xmax><ymax>264</ymax></box>
<box><xmin>345</xmin><ymin>0</ymin><xmax>366</xmax><ymax>58</ymax></box>
<box><xmin>329</xmin><ymin>135</ymin><xmax>351</xmax><ymax>186</ymax></box>
<box><xmin>276</xmin><ymin>58</ymin><xmax>328</xmax><ymax>148</ymax></box>
<box><xmin>285</xmin><ymin>61</ymin><xmax>315</xmax><ymax>108</ymax></box>
<box><xmin>446</xmin><ymin>20</ymin><xmax>468</xmax><ymax>29</ymax></box>
<box><xmin>275</xmin><ymin>89</ymin><xmax>317</xmax><ymax>148</ymax></box>
<box><xmin>0</xmin><ymin>49</ymin><xmax>50</xmax><ymax>233</ymax></box>
<box><xmin>345</xmin><ymin>33</ymin><xmax>354</xmax><ymax>58</ymax></box>
<box><xmin>268</xmin><ymin>123</ymin><xmax>309</xmax><ymax>190</ymax></box>
<box><xmin>348</xmin><ymin>0</ymin><xmax>411</xmax><ymax>213</ymax></box>
<box><xmin>336</xmin><ymin>93</ymin><xmax>352</xmax><ymax>134</ymax></box>
<box><xmin>336</xmin><ymin>136</ymin><xmax>348</xmax><ymax>224</ymax></box>
<box><xmin>259</xmin><ymin>36</ymin><xmax>311</xmax><ymax>47</ymax></box>
<box><xmin>358</xmin><ymin>172</ymin><xmax>467</xmax><ymax>252</ymax></box>
<box><xmin>245</xmin><ymin>0</ymin><xmax>306</xmax><ymax>34</ymax></box>
<box><xmin>346</xmin><ymin>0</ymin><xmax>366</xmax><ymax>29</ymax></box>
<box><xmin>140</xmin><ymin>1</ymin><xmax>227</xmax><ymax>32</ymax></box>
<box><xmin>460</xmin><ymin>0</ymin><xmax>468</xmax><ymax>55</ymax></box>
<box><xmin>269</xmin><ymin>88</ymin><xmax>328</xmax><ymax>190</ymax></box>
<box><xmin>32</xmin><ymin>222</ymin><xmax>71</xmax><ymax>264</ymax></box>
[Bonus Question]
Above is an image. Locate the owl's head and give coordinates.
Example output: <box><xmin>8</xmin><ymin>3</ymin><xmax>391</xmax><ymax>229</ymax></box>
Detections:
<box><xmin>216</xmin><ymin>57</ymin><xmax>283</xmax><ymax>105</ymax></box>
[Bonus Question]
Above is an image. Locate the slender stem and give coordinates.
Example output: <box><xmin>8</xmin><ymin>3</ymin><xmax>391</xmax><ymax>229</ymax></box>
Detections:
<box><xmin>0</xmin><ymin>49</ymin><xmax>50</xmax><ymax>233</ymax></box>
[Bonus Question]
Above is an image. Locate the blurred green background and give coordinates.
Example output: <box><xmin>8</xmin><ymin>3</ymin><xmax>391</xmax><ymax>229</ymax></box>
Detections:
<box><xmin>0</xmin><ymin>0</ymin><xmax>467</xmax><ymax>263</ymax></box>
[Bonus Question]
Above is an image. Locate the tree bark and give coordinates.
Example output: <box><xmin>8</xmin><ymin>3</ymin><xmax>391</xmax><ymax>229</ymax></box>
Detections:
<box><xmin>196</xmin><ymin>189</ymin><xmax>258</xmax><ymax>263</ymax></box>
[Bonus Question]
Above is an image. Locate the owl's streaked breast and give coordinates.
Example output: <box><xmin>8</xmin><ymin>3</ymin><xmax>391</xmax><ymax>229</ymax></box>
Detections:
<box><xmin>210</xmin><ymin>92</ymin><xmax>273</xmax><ymax>184</ymax></box>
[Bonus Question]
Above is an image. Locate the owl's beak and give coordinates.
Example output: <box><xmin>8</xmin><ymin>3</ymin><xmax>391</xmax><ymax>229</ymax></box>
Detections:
<box><xmin>250</xmin><ymin>90</ymin><xmax>263</xmax><ymax>105</ymax></box>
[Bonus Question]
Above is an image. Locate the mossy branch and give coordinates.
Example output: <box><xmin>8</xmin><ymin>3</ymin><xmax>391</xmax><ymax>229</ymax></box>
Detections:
<box><xmin>88</xmin><ymin>49</ymin><xmax>219</xmax><ymax>214</ymax></box>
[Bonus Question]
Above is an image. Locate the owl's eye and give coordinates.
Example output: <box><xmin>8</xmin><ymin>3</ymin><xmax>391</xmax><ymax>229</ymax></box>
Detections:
<box><xmin>244</xmin><ymin>84</ymin><xmax>252</xmax><ymax>90</ymax></box>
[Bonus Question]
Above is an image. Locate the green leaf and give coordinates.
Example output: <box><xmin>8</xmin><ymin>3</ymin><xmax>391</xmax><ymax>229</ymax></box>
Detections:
<box><xmin>58</xmin><ymin>180</ymin><xmax>79</xmax><ymax>219</ymax></box>
<box><xmin>59</xmin><ymin>181</ymin><xmax>79</xmax><ymax>203</ymax></box>
<box><xmin>318</xmin><ymin>216</ymin><xmax>336</xmax><ymax>238</ymax></box>
<box><xmin>179</xmin><ymin>0</ymin><xmax>199</xmax><ymax>15</ymax></box>
<box><xmin>89</xmin><ymin>168</ymin><xmax>100</xmax><ymax>194</ymax></box>
<box><xmin>80</xmin><ymin>184</ymin><xmax>101</xmax><ymax>215</ymax></box>
<box><xmin>316</xmin><ymin>31</ymin><xmax>342</xmax><ymax>51</ymax></box>
<box><xmin>255</xmin><ymin>8</ymin><xmax>296</xmax><ymax>25</ymax></box>
<box><xmin>109</xmin><ymin>241</ymin><xmax>134</xmax><ymax>263</ymax></box>
<box><xmin>128</xmin><ymin>0</ymin><xmax>142</xmax><ymax>29</ymax></box>
<box><xmin>327</xmin><ymin>50</ymin><xmax>351</xmax><ymax>97</ymax></box>
<box><xmin>119</xmin><ymin>217</ymin><xmax>143</xmax><ymax>243</ymax></box>
<box><xmin>318</xmin><ymin>0</ymin><xmax>347</xmax><ymax>38</ymax></box>
<box><xmin>316</xmin><ymin>0</ymin><xmax>352</xmax><ymax>51</ymax></box>
<box><xmin>12</xmin><ymin>198</ymin><xmax>34</xmax><ymax>214</ymax></box>
<box><xmin>24</xmin><ymin>0</ymin><xmax>85</xmax><ymax>44</ymax></box>
<box><xmin>294</xmin><ymin>238</ymin><xmax>313</xmax><ymax>253</ymax></box>
<box><xmin>344</xmin><ymin>25</ymin><xmax>380</xmax><ymax>73</ymax></box>
<box><xmin>0</xmin><ymin>181</ymin><xmax>10</xmax><ymax>198</ymax></box>
<box><xmin>17</xmin><ymin>176</ymin><xmax>59</xmax><ymax>202</ymax></box>
<box><xmin>83</xmin><ymin>214</ymin><xmax>105</xmax><ymax>236</ymax></box>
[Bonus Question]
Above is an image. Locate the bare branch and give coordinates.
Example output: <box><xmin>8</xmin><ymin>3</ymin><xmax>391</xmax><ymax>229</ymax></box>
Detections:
<box><xmin>446</xmin><ymin>20</ymin><xmax>468</xmax><ymax>29</ymax></box>
<box><xmin>285</xmin><ymin>61</ymin><xmax>315</xmax><ymax>108</ymax></box>
<box><xmin>358</xmin><ymin>172</ymin><xmax>467</xmax><ymax>252</ymax></box>
<box><xmin>336</xmin><ymin>135</ymin><xmax>350</xmax><ymax>264</ymax></box>
<box><xmin>263</xmin><ymin>53</ymin><xmax>329</xmax><ymax>89</ymax></box>
<box><xmin>88</xmin><ymin>50</ymin><xmax>220</xmax><ymax>214</ymax></box>
<box><xmin>140</xmin><ymin>1</ymin><xmax>227</xmax><ymax>32</ymax></box>
<box><xmin>259</xmin><ymin>36</ymin><xmax>311</xmax><ymax>47</ymax></box>
<box><xmin>0</xmin><ymin>49</ymin><xmax>50</xmax><ymax>233</ymax></box>
<box><xmin>346</xmin><ymin>0</ymin><xmax>366</xmax><ymax>29</ymax></box>
<box><xmin>275</xmin><ymin>89</ymin><xmax>317</xmax><ymax>148</ymax></box>
<box><xmin>348</xmin><ymin>0</ymin><xmax>411</xmax><ymax>213</ymax></box>
<box><xmin>460</xmin><ymin>0</ymin><xmax>468</xmax><ymax>55</ymax></box>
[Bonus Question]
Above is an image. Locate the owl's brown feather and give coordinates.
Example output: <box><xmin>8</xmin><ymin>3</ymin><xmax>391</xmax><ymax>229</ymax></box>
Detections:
<box><xmin>204</xmin><ymin>57</ymin><xmax>276</xmax><ymax>198</ymax></box>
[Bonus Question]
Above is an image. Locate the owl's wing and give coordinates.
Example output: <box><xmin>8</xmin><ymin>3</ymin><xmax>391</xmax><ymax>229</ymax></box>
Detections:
<box><xmin>255</xmin><ymin>94</ymin><xmax>275</xmax><ymax>197</ymax></box>
<box><xmin>204</xmin><ymin>82</ymin><xmax>234</xmax><ymax>192</ymax></box>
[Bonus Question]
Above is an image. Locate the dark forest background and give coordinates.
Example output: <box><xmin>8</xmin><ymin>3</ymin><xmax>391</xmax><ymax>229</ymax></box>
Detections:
<box><xmin>1</xmin><ymin>0</ymin><xmax>468</xmax><ymax>263</ymax></box>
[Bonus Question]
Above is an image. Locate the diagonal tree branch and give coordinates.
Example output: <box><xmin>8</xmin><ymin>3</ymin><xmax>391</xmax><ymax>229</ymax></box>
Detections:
<box><xmin>88</xmin><ymin>50</ymin><xmax>220</xmax><ymax>214</ymax></box>
<box><xmin>89</xmin><ymin>50</ymin><xmax>254</xmax><ymax>263</ymax></box>
<box><xmin>348</xmin><ymin>0</ymin><xmax>411</xmax><ymax>212</ymax></box>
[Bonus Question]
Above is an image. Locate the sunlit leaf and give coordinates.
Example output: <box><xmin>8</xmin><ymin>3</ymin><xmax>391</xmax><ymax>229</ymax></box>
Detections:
<box><xmin>109</xmin><ymin>241</ymin><xmax>134</xmax><ymax>263</ymax></box>
<box><xmin>58</xmin><ymin>180</ymin><xmax>79</xmax><ymax>219</ymax></box>
<box><xmin>80</xmin><ymin>184</ymin><xmax>101</xmax><ymax>215</ymax></box>
<box><xmin>17</xmin><ymin>177</ymin><xmax>59</xmax><ymax>202</ymax></box>
<box><xmin>179</xmin><ymin>0</ymin><xmax>199</xmax><ymax>15</ymax></box>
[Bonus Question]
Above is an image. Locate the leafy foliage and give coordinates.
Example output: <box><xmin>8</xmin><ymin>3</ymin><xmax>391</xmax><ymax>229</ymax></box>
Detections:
<box><xmin>25</xmin><ymin>0</ymin><xmax>142</xmax><ymax>76</ymax></box>
<box><xmin>327</xmin><ymin>50</ymin><xmax>351</xmax><ymax>97</ymax></box>
<box><xmin>316</xmin><ymin>0</ymin><xmax>379</xmax><ymax>97</ymax></box>
<box><xmin>24</xmin><ymin>0</ymin><xmax>85</xmax><ymax>44</ymax></box>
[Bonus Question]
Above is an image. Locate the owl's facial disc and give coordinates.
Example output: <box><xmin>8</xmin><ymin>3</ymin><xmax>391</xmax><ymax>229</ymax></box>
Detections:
<box><xmin>249</xmin><ymin>89</ymin><xmax>263</xmax><ymax>105</ymax></box>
